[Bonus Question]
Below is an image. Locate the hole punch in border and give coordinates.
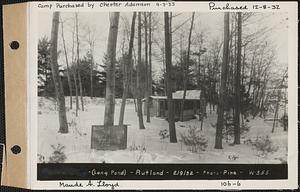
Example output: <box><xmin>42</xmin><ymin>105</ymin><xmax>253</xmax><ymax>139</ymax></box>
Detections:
<box><xmin>9</xmin><ymin>41</ymin><xmax>20</xmax><ymax>50</ymax></box>
<box><xmin>11</xmin><ymin>145</ymin><xmax>21</xmax><ymax>155</ymax></box>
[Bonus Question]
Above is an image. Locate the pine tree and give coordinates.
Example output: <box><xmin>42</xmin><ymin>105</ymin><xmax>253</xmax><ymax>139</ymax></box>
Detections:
<box><xmin>148</xmin><ymin>12</ymin><xmax>153</xmax><ymax>97</ymax></box>
<box><xmin>104</xmin><ymin>12</ymin><xmax>120</xmax><ymax>126</ymax></box>
<box><xmin>144</xmin><ymin>12</ymin><xmax>151</xmax><ymax>123</ymax></box>
<box><xmin>50</xmin><ymin>12</ymin><xmax>68</xmax><ymax>133</ymax></box>
<box><xmin>180</xmin><ymin>12</ymin><xmax>195</xmax><ymax>121</ymax></box>
<box><xmin>164</xmin><ymin>12</ymin><xmax>177</xmax><ymax>143</ymax></box>
<box><xmin>70</xmin><ymin>19</ymin><xmax>79</xmax><ymax>116</ymax></box>
<box><xmin>119</xmin><ymin>12</ymin><xmax>136</xmax><ymax>126</ymax></box>
<box><xmin>75</xmin><ymin>13</ymin><xmax>84</xmax><ymax>111</ymax></box>
<box><xmin>61</xmin><ymin>20</ymin><xmax>73</xmax><ymax>109</ymax></box>
<box><xmin>234</xmin><ymin>12</ymin><xmax>242</xmax><ymax>144</ymax></box>
<box><xmin>136</xmin><ymin>12</ymin><xmax>146</xmax><ymax>129</ymax></box>
<box><xmin>215</xmin><ymin>12</ymin><xmax>230</xmax><ymax>149</ymax></box>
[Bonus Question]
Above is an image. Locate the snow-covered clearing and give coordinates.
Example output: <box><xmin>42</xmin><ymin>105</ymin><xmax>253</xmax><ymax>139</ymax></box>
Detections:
<box><xmin>38</xmin><ymin>97</ymin><xmax>287</xmax><ymax>164</ymax></box>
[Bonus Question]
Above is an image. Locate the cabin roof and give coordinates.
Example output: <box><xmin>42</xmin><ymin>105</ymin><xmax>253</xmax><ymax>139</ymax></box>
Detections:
<box><xmin>144</xmin><ymin>90</ymin><xmax>201</xmax><ymax>101</ymax></box>
<box><xmin>172</xmin><ymin>90</ymin><xmax>201</xmax><ymax>99</ymax></box>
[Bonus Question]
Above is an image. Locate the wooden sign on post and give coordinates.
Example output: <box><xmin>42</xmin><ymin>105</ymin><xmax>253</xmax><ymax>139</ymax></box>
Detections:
<box><xmin>91</xmin><ymin>125</ymin><xmax>127</xmax><ymax>150</ymax></box>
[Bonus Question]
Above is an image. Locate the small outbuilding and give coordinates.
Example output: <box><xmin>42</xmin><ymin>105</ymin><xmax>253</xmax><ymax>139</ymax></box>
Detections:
<box><xmin>143</xmin><ymin>90</ymin><xmax>206</xmax><ymax>121</ymax></box>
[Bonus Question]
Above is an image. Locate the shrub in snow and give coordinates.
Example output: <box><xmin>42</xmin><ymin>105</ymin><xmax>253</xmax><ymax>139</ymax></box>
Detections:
<box><xmin>159</xmin><ymin>129</ymin><xmax>169</xmax><ymax>141</ymax></box>
<box><xmin>280</xmin><ymin>114</ymin><xmax>288</xmax><ymax>131</ymax></box>
<box><xmin>159</xmin><ymin>129</ymin><xmax>170</xmax><ymax>150</ymax></box>
<box><xmin>275</xmin><ymin>146</ymin><xmax>287</xmax><ymax>164</ymax></box>
<box><xmin>243</xmin><ymin>138</ymin><xmax>253</xmax><ymax>145</ymax></box>
<box><xmin>136</xmin><ymin>151</ymin><xmax>146</xmax><ymax>163</ymax></box>
<box><xmin>38</xmin><ymin>99</ymin><xmax>45</xmax><ymax>108</ymax></box>
<box><xmin>223</xmin><ymin>117</ymin><xmax>251</xmax><ymax>141</ymax></box>
<box><xmin>129</xmin><ymin>143</ymin><xmax>147</xmax><ymax>163</ymax></box>
<box><xmin>48</xmin><ymin>144</ymin><xmax>67</xmax><ymax>163</ymax></box>
<box><xmin>68</xmin><ymin>118</ymin><xmax>77</xmax><ymax>128</ymax></box>
<box><xmin>241</xmin><ymin>122</ymin><xmax>251</xmax><ymax>133</ymax></box>
<box><xmin>37</xmin><ymin>154</ymin><xmax>46</xmax><ymax>163</ymax></box>
<box><xmin>275</xmin><ymin>157</ymin><xmax>287</xmax><ymax>164</ymax></box>
<box><xmin>180</xmin><ymin>125</ymin><xmax>208</xmax><ymax>153</ymax></box>
<box><xmin>251</xmin><ymin>136</ymin><xmax>279</xmax><ymax>157</ymax></box>
<box><xmin>227</xmin><ymin>153</ymin><xmax>239</xmax><ymax>161</ymax></box>
<box><xmin>129</xmin><ymin>143</ymin><xmax>146</xmax><ymax>152</ymax></box>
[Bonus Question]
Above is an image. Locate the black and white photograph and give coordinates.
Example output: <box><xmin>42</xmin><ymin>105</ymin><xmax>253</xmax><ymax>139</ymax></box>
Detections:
<box><xmin>0</xmin><ymin>1</ymin><xmax>298</xmax><ymax>190</ymax></box>
<box><xmin>37</xmin><ymin>11</ymin><xmax>289</xmax><ymax>165</ymax></box>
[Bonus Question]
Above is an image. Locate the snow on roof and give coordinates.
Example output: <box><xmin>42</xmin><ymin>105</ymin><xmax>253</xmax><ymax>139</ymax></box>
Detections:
<box><xmin>147</xmin><ymin>90</ymin><xmax>201</xmax><ymax>100</ymax></box>
<box><xmin>172</xmin><ymin>90</ymin><xmax>201</xmax><ymax>99</ymax></box>
<box><xmin>149</xmin><ymin>96</ymin><xmax>167</xmax><ymax>100</ymax></box>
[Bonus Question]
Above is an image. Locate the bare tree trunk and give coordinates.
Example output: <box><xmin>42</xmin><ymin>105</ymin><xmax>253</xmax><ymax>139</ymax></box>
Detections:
<box><xmin>90</xmin><ymin>45</ymin><xmax>94</xmax><ymax>99</ymax></box>
<box><xmin>86</xmin><ymin>27</ymin><xmax>95</xmax><ymax>99</ymax></box>
<box><xmin>283</xmin><ymin>87</ymin><xmax>287</xmax><ymax>131</ymax></box>
<box><xmin>104</xmin><ymin>12</ymin><xmax>120</xmax><ymax>126</ymax></box>
<box><xmin>144</xmin><ymin>12</ymin><xmax>151</xmax><ymax>123</ymax></box>
<box><xmin>241</xmin><ymin>45</ymin><xmax>246</xmax><ymax>123</ymax></box>
<box><xmin>164</xmin><ymin>12</ymin><xmax>177</xmax><ymax>143</ymax></box>
<box><xmin>247</xmin><ymin>48</ymin><xmax>257</xmax><ymax>95</ymax></box>
<box><xmin>119</xmin><ymin>12</ymin><xmax>136</xmax><ymax>126</ymax></box>
<box><xmin>215</xmin><ymin>12</ymin><xmax>230</xmax><ymax>149</ymax></box>
<box><xmin>131</xmin><ymin>49</ymin><xmax>138</xmax><ymax>113</ymax></box>
<box><xmin>272</xmin><ymin>70</ymin><xmax>287</xmax><ymax>133</ymax></box>
<box><xmin>241</xmin><ymin>45</ymin><xmax>246</xmax><ymax>88</ymax></box>
<box><xmin>203</xmin><ymin>54</ymin><xmax>208</xmax><ymax>115</ymax></box>
<box><xmin>258</xmin><ymin>81</ymin><xmax>267</xmax><ymax>117</ymax></box>
<box><xmin>73</xmin><ymin>70</ymin><xmax>79</xmax><ymax>116</ymax></box>
<box><xmin>71</xmin><ymin>19</ymin><xmax>79</xmax><ymax>116</ymax></box>
<box><xmin>234</xmin><ymin>12</ymin><xmax>242</xmax><ymax>145</ymax></box>
<box><xmin>137</xmin><ymin>12</ymin><xmax>146</xmax><ymax>129</ymax></box>
<box><xmin>180</xmin><ymin>34</ymin><xmax>183</xmax><ymax>75</ymax></box>
<box><xmin>197</xmin><ymin>35</ymin><xmax>205</xmax><ymax>126</ymax></box>
<box><xmin>180</xmin><ymin>12</ymin><xmax>195</xmax><ymax>122</ymax></box>
<box><xmin>272</xmin><ymin>89</ymin><xmax>281</xmax><ymax>133</ymax></box>
<box><xmin>212</xmin><ymin>45</ymin><xmax>221</xmax><ymax>112</ymax></box>
<box><xmin>149</xmin><ymin>13</ymin><xmax>152</xmax><ymax>96</ymax></box>
<box><xmin>50</xmin><ymin>12</ymin><xmax>68</xmax><ymax>133</ymax></box>
<box><xmin>133</xmin><ymin>98</ymin><xmax>137</xmax><ymax>112</ymax></box>
<box><xmin>198</xmin><ymin>49</ymin><xmax>201</xmax><ymax>106</ymax></box>
<box><xmin>75</xmin><ymin>13</ymin><xmax>84</xmax><ymax>111</ymax></box>
<box><xmin>61</xmin><ymin>21</ymin><xmax>73</xmax><ymax>109</ymax></box>
<box><xmin>168</xmin><ymin>12</ymin><xmax>172</xmax><ymax>93</ymax></box>
<box><xmin>160</xmin><ymin>47</ymin><xmax>167</xmax><ymax>96</ymax></box>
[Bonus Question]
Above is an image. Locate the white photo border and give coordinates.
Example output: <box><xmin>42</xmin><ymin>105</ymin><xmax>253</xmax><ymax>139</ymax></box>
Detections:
<box><xmin>28</xmin><ymin>1</ymin><xmax>298</xmax><ymax>190</ymax></box>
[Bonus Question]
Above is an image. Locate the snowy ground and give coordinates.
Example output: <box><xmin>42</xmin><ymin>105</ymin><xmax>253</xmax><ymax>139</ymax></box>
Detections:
<box><xmin>38</xmin><ymin>97</ymin><xmax>287</xmax><ymax>164</ymax></box>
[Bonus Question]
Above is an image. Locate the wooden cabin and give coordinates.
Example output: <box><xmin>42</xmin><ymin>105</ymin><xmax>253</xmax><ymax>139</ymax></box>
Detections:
<box><xmin>143</xmin><ymin>90</ymin><xmax>205</xmax><ymax>121</ymax></box>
